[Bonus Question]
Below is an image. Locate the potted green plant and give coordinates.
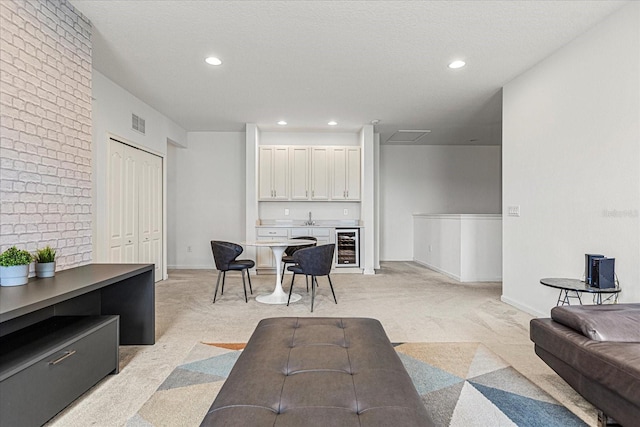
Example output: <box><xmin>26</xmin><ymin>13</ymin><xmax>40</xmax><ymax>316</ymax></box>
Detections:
<box><xmin>34</xmin><ymin>245</ymin><xmax>56</xmax><ymax>278</ymax></box>
<box><xmin>0</xmin><ymin>246</ymin><xmax>33</xmax><ymax>286</ymax></box>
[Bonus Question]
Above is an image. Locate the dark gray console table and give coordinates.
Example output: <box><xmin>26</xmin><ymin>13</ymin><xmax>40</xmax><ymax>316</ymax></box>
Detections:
<box><xmin>0</xmin><ymin>264</ymin><xmax>155</xmax><ymax>426</ymax></box>
<box><xmin>0</xmin><ymin>263</ymin><xmax>155</xmax><ymax>344</ymax></box>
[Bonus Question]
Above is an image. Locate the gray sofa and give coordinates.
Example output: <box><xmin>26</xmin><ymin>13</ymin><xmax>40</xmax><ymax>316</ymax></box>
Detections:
<box><xmin>201</xmin><ymin>317</ymin><xmax>434</xmax><ymax>426</ymax></box>
<box><xmin>530</xmin><ymin>304</ymin><xmax>640</xmax><ymax>426</ymax></box>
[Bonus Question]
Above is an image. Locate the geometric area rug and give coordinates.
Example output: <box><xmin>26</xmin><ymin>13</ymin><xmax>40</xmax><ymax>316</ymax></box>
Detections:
<box><xmin>127</xmin><ymin>342</ymin><xmax>586</xmax><ymax>427</ymax></box>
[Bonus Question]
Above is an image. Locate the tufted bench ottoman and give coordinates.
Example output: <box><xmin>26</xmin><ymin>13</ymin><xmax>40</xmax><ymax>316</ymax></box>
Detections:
<box><xmin>200</xmin><ymin>317</ymin><xmax>434</xmax><ymax>426</ymax></box>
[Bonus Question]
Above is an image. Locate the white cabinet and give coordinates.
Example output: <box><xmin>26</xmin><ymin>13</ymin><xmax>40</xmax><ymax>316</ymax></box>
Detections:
<box><xmin>331</xmin><ymin>147</ymin><xmax>360</xmax><ymax>200</ymax></box>
<box><xmin>310</xmin><ymin>147</ymin><xmax>330</xmax><ymax>200</ymax></box>
<box><xmin>258</xmin><ymin>145</ymin><xmax>360</xmax><ymax>201</ymax></box>
<box><xmin>108</xmin><ymin>139</ymin><xmax>163</xmax><ymax>281</ymax></box>
<box><xmin>256</xmin><ymin>228</ymin><xmax>288</xmax><ymax>268</ymax></box>
<box><xmin>259</xmin><ymin>146</ymin><xmax>288</xmax><ymax>200</ymax></box>
<box><xmin>289</xmin><ymin>147</ymin><xmax>309</xmax><ymax>200</ymax></box>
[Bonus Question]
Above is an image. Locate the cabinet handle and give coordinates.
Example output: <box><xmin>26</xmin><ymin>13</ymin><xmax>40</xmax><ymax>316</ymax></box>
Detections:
<box><xmin>346</xmin><ymin>190</ymin><xmax>349</xmax><ymax>198</ymax></box>
<box><xmin>49</xmin><ymin>350</ymin><xmax>76</xmax><ymax>365</ymax></box>
<box><xmin>306</xmin><ymin>190</ymin><xmax>308</xmax><ymax>197</ymax></box>
<box><xmin>343</xmin><ymin>190</ymin><xmax>346</xmax><ymax>198</ymax></box>
<box><xmin>312</xmin><ymin>190</ymin><xmax>314</xmax><ymax>197</ymax></box>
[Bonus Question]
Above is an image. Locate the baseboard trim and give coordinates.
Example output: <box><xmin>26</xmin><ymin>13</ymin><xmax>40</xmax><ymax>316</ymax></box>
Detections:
<box><xmin>413</xmin><ymin>259</ymin><xmax>461</xmax><ymax>281</ymax></box>
<box><xmin>501</xmin><ymin>295</ymin><xmax>549</xmax><ymax>318</ymax></box>
<box><xmin>167</xmin><ymin>265</ymin><xmax>212</xmax><ymax>270</ymax></box>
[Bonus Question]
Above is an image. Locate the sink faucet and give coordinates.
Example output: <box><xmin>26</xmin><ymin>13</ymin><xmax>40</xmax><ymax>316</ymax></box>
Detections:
<box><xmin>305</xmin><ymin>211</ymin><xmax>315</xmax><ymax>226</ymax></box>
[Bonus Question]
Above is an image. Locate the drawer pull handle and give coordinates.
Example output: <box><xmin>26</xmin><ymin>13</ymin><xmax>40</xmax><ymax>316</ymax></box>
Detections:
<box><xmin>49</xmin><ymin>350</ymin><xmax>76</xmax><ymax>365</ymax></box>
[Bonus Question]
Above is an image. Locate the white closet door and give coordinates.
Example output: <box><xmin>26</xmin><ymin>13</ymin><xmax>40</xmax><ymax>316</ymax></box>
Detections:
<box><xmin>108</xmin><ymin>141</ymin><xmax>138</xmax><ymax>262</ymax></box>
<box><xmin>108</xmin><ymin>138</ymin><xmax>163</xmax><ymax>281</ymax></box>
<box><xmin>139</xmin><ymin>151</ymin><xmax>163</xmax><ymax>280</ymax></box>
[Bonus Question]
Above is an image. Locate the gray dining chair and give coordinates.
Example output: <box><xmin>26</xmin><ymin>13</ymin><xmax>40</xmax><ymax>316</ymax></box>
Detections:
<box><xmin>281</xmin><ymin>236</ymin><xmax>317</xmax><ymax>286</ymax></box>
<box><xmin>286</xmin><ymin>244</ymin><xmax>336</xmax><ymax>312</ymax></box>
<box><xmin>210</xmin><ymin>241</ymin><xmax>254</xmax><ymax>303</ymax></box>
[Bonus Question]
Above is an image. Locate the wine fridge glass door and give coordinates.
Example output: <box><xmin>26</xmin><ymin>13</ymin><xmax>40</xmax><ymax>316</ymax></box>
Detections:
<box><xmin>335</xmin><ymin>229</ymin><xmax>359</xmax><ymax>267</ymax></box>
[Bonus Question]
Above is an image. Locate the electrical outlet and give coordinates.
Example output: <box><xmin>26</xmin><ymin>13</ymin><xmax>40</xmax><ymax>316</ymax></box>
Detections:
<box><xmin>343</xmin><ymin>209</ymin><xmax>348</xmax><ymax>216</ymax></box>
<box><xmin>284</xmin><ymin>208</ymin><xmax>289</xmax><ymax>216</ymax></box>
<box><xmin>508</xmin><ymin>206</ymin><xmax>521</xmax><ymax>217</ymax></box>
<box><xmin>187</xmin><ymin>246</ymin><xmax>192</xmax><ymax>253</ymax></box>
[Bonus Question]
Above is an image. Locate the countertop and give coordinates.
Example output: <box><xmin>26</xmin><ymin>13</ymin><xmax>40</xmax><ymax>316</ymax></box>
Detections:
<box><xmin>256</xmin><ymin>220</ymin><xmax>362</xmax><ymax>228</ymax></box>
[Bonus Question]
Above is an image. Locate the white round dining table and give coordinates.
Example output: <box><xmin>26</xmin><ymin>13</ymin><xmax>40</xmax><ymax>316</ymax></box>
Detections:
<box><xmin>242</xmin><ymin>240</ymin><xmax>315</xmax><ymax>304</ymax></box>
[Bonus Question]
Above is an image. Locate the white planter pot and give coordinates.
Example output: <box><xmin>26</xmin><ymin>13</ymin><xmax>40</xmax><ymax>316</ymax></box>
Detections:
<box><xmin>35</xmin><ymin>261</ymin><xmax>56</xmax><ymax>278</ymax></box>
<box><xmin>0</xmin><ymin>264</ymin><xmax>30</xmax><ymax>286</ymax></box>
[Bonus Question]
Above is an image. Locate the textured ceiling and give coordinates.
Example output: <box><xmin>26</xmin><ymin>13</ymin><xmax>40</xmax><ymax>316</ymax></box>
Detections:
<box><xmin>69</xmin><ymin>0</ymin><xmax>627</xmax><ymax>145</ymax></box>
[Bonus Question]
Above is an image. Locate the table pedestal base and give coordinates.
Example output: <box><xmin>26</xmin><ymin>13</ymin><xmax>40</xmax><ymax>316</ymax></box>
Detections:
<box><xmin>256</xmin><ymin>291</ymin><xmax>301</xmax><ymax>305</ymax></box>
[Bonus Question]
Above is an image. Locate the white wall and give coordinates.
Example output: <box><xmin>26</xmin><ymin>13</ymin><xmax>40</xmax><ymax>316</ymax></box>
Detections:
<box><xmin>92</xmin><ymin>70</ymin><xmax>187</xmax><ymax>275</ymax></box>
<box><xmin>413</xmin><ymin>214</ymin><xmax>502</xmax><ymax>282</ymax></box>
<box><xmin>502</xmin><ymin>2</ymin><xmax>640</xmax><ymax>317</ymax></box>
<box><xmin>169</xmin><ymin>131</ymin><xmax>246</xmax><ymax>269</ymax></box>
<box><xmin>260</xmin><ymin>132</ymin><xmax>359</xmax><ymax>146</ymax></box>
<box><xmin>380</xmin><ymin>145</ymin><xmax>502</xmax><ymax>260</ymax></box>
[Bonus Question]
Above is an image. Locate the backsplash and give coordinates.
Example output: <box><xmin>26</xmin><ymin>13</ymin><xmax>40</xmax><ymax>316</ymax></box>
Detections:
<box><xmin>259</xmin><ymin>201</ymin><xmax>361</xmax><ymax>221</ymax></box>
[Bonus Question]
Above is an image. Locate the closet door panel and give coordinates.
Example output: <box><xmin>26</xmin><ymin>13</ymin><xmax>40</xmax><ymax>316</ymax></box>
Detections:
<box><xmin>108</xmin><ymin>139</ymin><xmax>163</xmax><ymax>281</ymax></box>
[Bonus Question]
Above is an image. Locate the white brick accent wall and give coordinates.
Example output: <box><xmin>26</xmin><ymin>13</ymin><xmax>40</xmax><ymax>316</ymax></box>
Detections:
<box><xmin>0</xmin><ymin>0</ymin><xmax>92</xmax><ymax>269</ymax></box>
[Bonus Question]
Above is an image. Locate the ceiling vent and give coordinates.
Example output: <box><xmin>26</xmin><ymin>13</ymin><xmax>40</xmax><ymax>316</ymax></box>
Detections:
<box><xmin>132</xmin><ymin>113</ymin><xmax>146</xmax><ymax>134</ymax></box>
<box><xmin>385</xmin><ymin>129</ymin><xmax>431</xmax><ymax>143</ymax></box>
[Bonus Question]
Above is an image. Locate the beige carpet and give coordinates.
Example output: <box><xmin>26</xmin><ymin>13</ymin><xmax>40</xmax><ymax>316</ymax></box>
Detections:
<box><xmin>47</xmin><ymin>262</ymin><xmax>596</xmax><ymax>426</ymax></box>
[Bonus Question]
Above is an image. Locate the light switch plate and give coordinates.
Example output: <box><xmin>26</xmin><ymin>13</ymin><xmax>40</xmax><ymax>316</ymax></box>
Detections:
<box><xmin>508</xmin><ymin>206</ymin><xmax>520</xmax><ymax>217</ymax></box>
<box><xmin>343</xmin><ymin>209</ymin><xmax>348</xmax><ymax>216</ymax></box>
<box><xmin>284</xmin><ymin>209</ymin><xmax>289</xmax><ymax>216</ymax></box>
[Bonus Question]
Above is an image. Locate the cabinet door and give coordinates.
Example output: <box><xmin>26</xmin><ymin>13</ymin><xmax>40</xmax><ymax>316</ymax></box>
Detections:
<box><xmin>256</xmin><ymin>228</ymin><xmax>287</xmax><ymax>268</ymax></box>
<box><xmin>258</xmin><ymin>147</ymin><xmax>274</xmax><ymax>199</ymax></box>
<box><xmin>345</xmin><ymin>147</ymin><xmax>360</xmax><ymax>200</ymax></box>
<box><xmin>311</xmin><ymin>147</ymin><xmax>330</xmax><ymax>200</ymax></box>
<box><xmin>331</xmin><ymin>147</ymin><xmax>347</xmax><ymax>200</ymax></box>
<box><xmin>272</xmin><ymin>146</ymin><xmax>289</xmax><ymax>199</ymax></box>
<box><xmin>290</xmin><ymin>147</ymin><xmax>309</xmax><ymax>200</ymax></box>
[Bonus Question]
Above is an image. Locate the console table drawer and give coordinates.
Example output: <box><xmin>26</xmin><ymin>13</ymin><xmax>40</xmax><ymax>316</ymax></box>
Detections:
<box><xmin>0</xmin><ymin>316</ymin><xmax>119</xmax><ymax>427</ymax></box>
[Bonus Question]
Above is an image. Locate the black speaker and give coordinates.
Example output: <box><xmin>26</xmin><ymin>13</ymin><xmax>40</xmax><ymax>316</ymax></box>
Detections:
<box><xmin>585</xmin><ymin>254</ymin><xmax>604</xmax><ymax>285</ymax></box>
<box><xmin>592</xmin><ymin>258</ymin><xmax>615</xmax><ymax>289</ymax></box>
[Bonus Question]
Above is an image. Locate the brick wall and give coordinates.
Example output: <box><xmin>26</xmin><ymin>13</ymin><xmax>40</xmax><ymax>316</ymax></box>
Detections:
<box><xmin>0</xmin><ymin>0</ymin><xmax>92</xmax><ymax>269</ymax></box>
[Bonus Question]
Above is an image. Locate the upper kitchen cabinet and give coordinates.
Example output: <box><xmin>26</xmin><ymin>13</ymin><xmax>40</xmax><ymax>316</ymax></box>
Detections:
<box><xmin>331</xmin><ymin>147</ymin><xmax>360</xmax><ymax>200</ymax></box>
<box><xmin>259</xmin><ymin>146</ymin><xmax>289</xmax><ymax>200</ymax></box>
<box><xmin>289</xmin><ymin>146</ymin><xmax>309</xmax><ymax>200</ymax></box>
<box><xmin>310</xmin><ymin>147</ymin><xmax>330</xmax><ymax>200</ymax></box>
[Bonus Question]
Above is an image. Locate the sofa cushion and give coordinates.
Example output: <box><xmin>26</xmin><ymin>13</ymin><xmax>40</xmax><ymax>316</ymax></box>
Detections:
<box><xmin>551</xmin><ymin>304</ymin><xmax>640</xmax><ymax>342</ymax></box>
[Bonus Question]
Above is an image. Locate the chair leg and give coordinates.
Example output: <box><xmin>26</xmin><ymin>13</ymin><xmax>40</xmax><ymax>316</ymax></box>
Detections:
<box><xmin>311</xmin><ymin>275</ymin><xmax>316</xmax><ymax>312</ymax></box>
<box><xmin>281</xmin><ymin>262</ymin><xmax>285</xmax><ymax>284</ymax></box>
<box><xmin>221</xmin><ymin>271</ymin><xmax>226</xmax><ymax>295</ymax></box>
<box><xmin>246</xmin><ymin>268</ymin><xmax>253</xmax><ymax>294</ymax></box>
<box><xmin>327</xmin><ymin>274</ymin><xmax>337</xmax><ymax>304</ymax></box>
<box><xmin>305</xmin><ymin>275</ymin><xmax>309</xmax><ymax>292</ymax></box>
<box><xmin>287</xmin><ymin>273</ymin><xmax>296</xmax><ymax>306</ymax></box>
<box><xmin>241</xmin><ymin>270</ymin><xmax>248</xmax><ymax>303</ymax></box>
<box><xmin>213</xmin><ymin>270</ymin><xmax>222</xmax><ymax>303</ymax></box>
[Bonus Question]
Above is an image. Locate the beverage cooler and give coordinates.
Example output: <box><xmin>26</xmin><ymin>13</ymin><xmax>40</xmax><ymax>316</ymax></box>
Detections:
<box><xmin>335</xmin><ymin>228</ymin><xmax>359</xmax><ymax>267</ymax></box>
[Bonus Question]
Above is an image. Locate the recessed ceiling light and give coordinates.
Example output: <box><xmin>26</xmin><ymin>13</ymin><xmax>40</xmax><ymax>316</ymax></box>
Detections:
<box><xmin>448</xmin><ymin>60</ymin><xmax>466</xmax><ymax>69</ymax></box>
<box><xmin>277</xmin><ymin>121</ymin><xmax>287</xmax><ymax>126</ymax></box>
<box><xmin>328</xmin><ymin>121</ymin><xmax>338</xmax><ymax>126</ymax></box>
<box><xmin>205</xmin><ymin>56</ymin><xmax>222</xmax><ymax>66</ymax></box>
